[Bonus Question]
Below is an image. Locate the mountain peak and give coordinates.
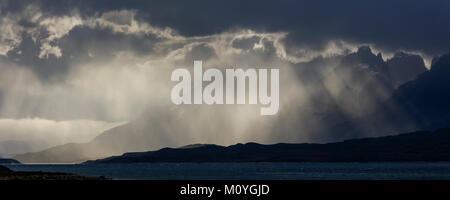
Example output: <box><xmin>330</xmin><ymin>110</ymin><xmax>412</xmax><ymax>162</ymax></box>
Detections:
<box><xmin>430</xmin><ymin>53</ymin><xmax>450</xmax><ymax>71</ymax></box>
<box><xmin>386</xmin><ymin>51</ymin><xmax>426</xmax><ymax>87</ymax></box>
<box><xmin>393</xmin><ymin>51</ymin><xmax>410</xmax><ymax>58</ymax></box>
<box><xmin>357</xmin><ymin>46</ymin><xmax>372</xmax><ymax>55</ymax></box>
<box><xmin>339</xmin><ymin>46</ymin><xmax>380</xmax><ymax>66</ymax></box>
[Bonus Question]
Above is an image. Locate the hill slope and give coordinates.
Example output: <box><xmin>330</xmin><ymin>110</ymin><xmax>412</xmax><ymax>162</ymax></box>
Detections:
<box><xmin>0</xmin><ymin>158</ymin><xmax>21</xmax><ymax>164</ymax></box>
<box><xmin>86</xmin><ymin>128</ymin><xmax>450</xmax><ymax>163</ymax></box>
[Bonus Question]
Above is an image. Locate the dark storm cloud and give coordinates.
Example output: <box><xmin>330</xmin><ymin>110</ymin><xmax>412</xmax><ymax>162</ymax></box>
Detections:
<box><xmin>3</xmin><ymin>27</ymin><xmax>156</xmax><ymax>81</ymax></box>
<box><xmin>2</xmin><ymin>0</ymin><xmax>447</xmax><ymax>152</ymax></box>
<box><xmin>58</xmin><ymin>25</ymin><xmax>160</xmax><ymax>59</ymax></box>
<box><xmin>5</xmin><ymin>34</ymin><xmax>70</xmax><ymax>81</ymax></box>
<box><xmin>2</xmin><ymin>0</ymin><xmax>450</xmax><ymax>75</ymax></box>
<box><xmin>0</xmin><ymin>0</ymin><xmax>446</xmax><ymax>120</ymax></box>
<box><xmin>232</xmin><ymin>36</ymin><xmax>261</xmax><ymax>51</ymax></box>
<box><xmin>4</xmin><ymin>0</ymin><xmax>448</xmax><ymax>56</ymax></box>
<box><xmin>1</xmin><ymin>16</ymin><xmax>165</xmax><ymax>81</ymax></box>
<box><xmin>184</xmin><ymin>43</ymin><xmax>217</xmax><ymax>63</ymax></box>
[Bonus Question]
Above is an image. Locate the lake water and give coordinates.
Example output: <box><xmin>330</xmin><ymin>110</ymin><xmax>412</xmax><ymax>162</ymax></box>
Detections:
<box><xmin>4</xmin><ymin>162</ymin><xmax>450</xmax><ymax>180</ymax></box>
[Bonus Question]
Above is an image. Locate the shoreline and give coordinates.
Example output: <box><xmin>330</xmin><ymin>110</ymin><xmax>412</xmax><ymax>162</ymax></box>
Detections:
<box><xmin>0</xmin><ymin>165</ymin><xmax>107</xmax><ymax>180</ymax></box>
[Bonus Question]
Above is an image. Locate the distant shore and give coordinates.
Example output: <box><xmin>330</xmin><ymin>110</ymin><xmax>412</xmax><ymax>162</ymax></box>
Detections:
<box><xmin>86</xmin><ymin>129</ymin><xmax>450</xmax><ymax>164</ymax></box>
<box><xmin>0</xmin><ymin>165</ymin><xmax>107</xmax><ymax>180</ymax></box>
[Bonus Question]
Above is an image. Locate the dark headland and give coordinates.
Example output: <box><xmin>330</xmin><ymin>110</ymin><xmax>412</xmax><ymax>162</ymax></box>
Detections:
<box><xmin>0</xmin><ymin>158</ymin><xmax>21</xmax><ymax>164</ymax></box>
<box><xmin>0</xmin><ymin>165</ymin><xmax>106</xmax><ymax>180</ymax></box>
<box><xmin>86</xmin><ymin>128</ymin><xmax>450</xmax><ymax>164</ymax></box>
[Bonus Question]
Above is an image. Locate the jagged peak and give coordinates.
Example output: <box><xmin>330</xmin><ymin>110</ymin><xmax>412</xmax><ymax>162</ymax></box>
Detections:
<box><xmin>393</xmin><ymin>51</ymin><xmax>411</xmax><ymax>58</ymax></box>
<box><xmin>377</xmin><ymin>52</ymin><xmax>383</xmax><ymax>59</ymax></box>
<box><xmin>354</xmin><ymin>46</ymin><xmax>382</xmax><ymax>63</ymax></box>
<box><xmin>357</xmin><ymin>46</ymin><xmax>373</xmax><ymax>55</ymax></box>
<box><xmin>338</xmin><ymin>45</ymin><xmax>385</xmax><ymax>71</ymax></box>
<box><xmin>430</xmin><ymin>53</ymin><xmax>450</xmax><ymax>71</ymax></box>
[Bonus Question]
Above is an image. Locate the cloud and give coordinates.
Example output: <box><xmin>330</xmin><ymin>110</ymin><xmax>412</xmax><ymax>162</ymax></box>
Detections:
<box><xmin>0</xmin><ymin>14</ymin><xmax>23</xmax><ymax>55</ymax></box>
<box><xmin>16</xmin><ymin>0</ymin><xmax>444</xmax><ymax>57</ymax></box>
<box><xmin>0</xmin><ymin>0</ymin><xmax>444</xmax><ymax>151</ymax></box>
<box><xmin>3</xmin><ymin>1</ymin><xmax>445</xmax><ymax>79</ymax></box>
<box><xmin>38</xmin><ymin>15</ymin><xmax>82</xmax><ymax>58</ymax></box>
<box><xmin>5</xmin><ymin>0</ymin><xmax>450</xmax><ymax>61</ymax></box>
<box><xmin>38</xmin><ymin>43</ymin><xmax>62</xmax><ymax>58</ymax></box>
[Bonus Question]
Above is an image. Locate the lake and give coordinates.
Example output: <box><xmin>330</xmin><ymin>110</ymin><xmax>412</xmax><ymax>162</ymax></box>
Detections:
<box><xmin>4</xmin><ymin>162</ymin><xmax>450</xmax><ymax>180</ymax></box>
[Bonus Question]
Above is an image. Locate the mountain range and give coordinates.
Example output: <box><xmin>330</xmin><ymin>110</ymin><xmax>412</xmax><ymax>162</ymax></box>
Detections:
<box><xmin>0</xmin><ymin>158</ymin><xmax>20</xmax><ymax>164</ymax></box>
<box><xmin>86</xmin><ymin>128</ymin><xmax>450</xmax><ymax>163</ymax></box>
<box><xmin>13</xmin><ymin>47</ymin><xmax>449</xmax><ymax>164</ymax></box>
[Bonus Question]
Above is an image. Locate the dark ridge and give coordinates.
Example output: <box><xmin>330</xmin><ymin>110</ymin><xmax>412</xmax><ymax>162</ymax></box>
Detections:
<box><xmin>390</xmin><ymin>53</ymin><xmax>450</xmax><ymax>129</ymax></box>
<box><xmin>85</xmin><ymin>128</ymin><xmax>450</xmax><ymax>164</ymax></box>
<box><xmin>0</xmin><ymin>165</ymin><xmax>107</xmax><ymax>180</ymax></box>
<box><xmin>0</xmin><ymin>158</ymin><xmax>21</xmax><ymax>164</ymax></box>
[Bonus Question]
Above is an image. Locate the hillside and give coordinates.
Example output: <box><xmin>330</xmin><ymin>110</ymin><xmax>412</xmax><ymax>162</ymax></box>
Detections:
<box><xmin>0</xmin><ymin>158</ymin><xmax>21</xmax><ymax>164</ymax></box>
<box><xmin>86</xmin><ymin>128</ymin><xmax>450</xmax><ymax>163</ymax></box>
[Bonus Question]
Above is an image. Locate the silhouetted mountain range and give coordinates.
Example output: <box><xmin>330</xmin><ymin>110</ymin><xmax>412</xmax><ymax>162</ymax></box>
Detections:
<box><xmin>278</xmin><ymin>46</ymin><xmax>428</xmax><ymax>141</ymax></box>
<box><xmin>13</xmin><ymin>47</ymin><xmax>449</xmax><ymax>164</ymax></box>
<box><xmin>330</xmin><ymin>47</ymin><xmax>426</xmax><ymax>114</ymax></box>
<box><xmin>0</xmin><ymin>158</ymin><xmax>20</xmax><ymax>164</ymax></box>
<box><xmin>389</xmin><ymin>53</ymin><xmax>450</xmax><ymax>129</ymax></box>
<box><xmin>0</xmin><ymin>165</ymin><xmax>105</xmax><ymax>180</ymax></box>
<box><xmin>387</xmin><ymin>52</ymin><xmax>427</xmax><ymax>87</ymax></box>
<box><xmin>86</xmin><ymin>128</ymin><xmax>450</xmax><ymax>163</ymax></box>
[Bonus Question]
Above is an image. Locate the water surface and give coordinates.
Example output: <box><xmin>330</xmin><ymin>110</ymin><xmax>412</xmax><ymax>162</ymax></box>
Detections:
<box><xmin>5</xmin><ymin>162</ymin><xmax>450</xmax><ymax>180</ymax></box>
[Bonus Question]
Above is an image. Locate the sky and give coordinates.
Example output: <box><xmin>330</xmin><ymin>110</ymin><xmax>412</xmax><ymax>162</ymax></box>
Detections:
<box><xmin>0</xmin><ymin>0</ymin><xmax>450</xmax><ymax>152</ymax></box>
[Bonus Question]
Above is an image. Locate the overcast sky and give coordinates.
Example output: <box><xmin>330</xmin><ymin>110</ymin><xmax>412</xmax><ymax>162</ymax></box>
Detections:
<box><xmin>0</xmin><ymin>0</ymin><xmax>449</xmax><ymax>149</ymax></box>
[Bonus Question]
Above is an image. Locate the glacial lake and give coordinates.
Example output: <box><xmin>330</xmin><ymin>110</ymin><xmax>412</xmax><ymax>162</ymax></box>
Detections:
<box><xmin>4</xmin><ymin>162</ymin><xmax>450</xmax><ymax>180</ymax></box>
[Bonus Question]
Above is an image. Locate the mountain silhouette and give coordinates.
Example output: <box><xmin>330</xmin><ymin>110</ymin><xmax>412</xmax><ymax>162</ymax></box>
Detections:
<box><xmin>286</xmin><ymin>46</ymin><xmax>428</xmax><ymax>141</ymax></box>
<box><xmin>0</xmin><ymin>165</ymin><xmax>106</xmax><ymax>180</ymax></box>
<box><xmin>12</xmin><ymin>48</ymin><xmax>445</xmax><ymax>164</ymax></box>
<box><xmin>388</xmin><ymin>53</ymin><xmax>450</xmax><ymax>129</ymax></box>
<box><xmin>0</xmin><ymin>158</ymin><xmax>20</xmax><ymax>164</ymax></box>
<box><xmin>387</xmin><ymin>52</ymin><xmax>427</xmax><ymax>87</ymax></box>
<box><xmin>329</xmin><ymin>47</ymin><xmax>426</xmax><ymax>115</ymax></box>
<box><xmin>86</xmin><ymin>128</ymin><xmax>450</xmax><ymax>163</ymax></box>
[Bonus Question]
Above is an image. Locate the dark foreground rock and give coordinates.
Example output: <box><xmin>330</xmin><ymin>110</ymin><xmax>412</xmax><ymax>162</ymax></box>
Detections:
<box><xmin>0</xmin><ymin>165</ymin><xmax>107</xmax><ymax>180</ymax></box>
